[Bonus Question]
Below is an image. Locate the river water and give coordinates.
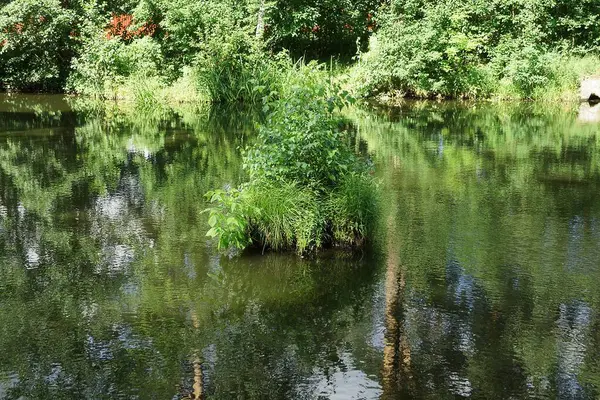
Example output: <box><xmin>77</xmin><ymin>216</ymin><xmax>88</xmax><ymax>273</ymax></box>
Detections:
<box><xmin>1</xmin><ymin>95</ymin><xmax>599</xmax><ymax>399</ymax></box>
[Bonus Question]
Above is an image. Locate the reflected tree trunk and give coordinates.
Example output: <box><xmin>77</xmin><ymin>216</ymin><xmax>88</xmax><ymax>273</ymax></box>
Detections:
<box><xmin>191</xmin><ymin>311</ymin><xmax>204</xmax><ymax>400</ymax></box>
<box><xmin>381</xmin><ymin>167</ymin><xmax>413</xmax><ymax>398</ymax></box>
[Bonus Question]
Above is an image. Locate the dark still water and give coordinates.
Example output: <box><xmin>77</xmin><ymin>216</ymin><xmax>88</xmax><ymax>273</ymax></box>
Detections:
<box><xmin>1</xmin><ymin>95</ymin><xmax>599</xmax><ymax>399</ymax></box>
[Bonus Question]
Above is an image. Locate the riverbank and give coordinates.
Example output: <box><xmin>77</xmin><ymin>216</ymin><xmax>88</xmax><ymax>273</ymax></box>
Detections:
<box><xmin>3</xmin><ymin>0</ymin><xmax>600</xmax><ymax>106</ymax></box>
<box><xmin>349</xmin><ymin>53</ymin><xmax>600</xmax><ymax>104</ymax></box>
<box><xmin>10</xmin><ymin>53</ymin><xmax>596</xmax><ymax>109</ymax></box>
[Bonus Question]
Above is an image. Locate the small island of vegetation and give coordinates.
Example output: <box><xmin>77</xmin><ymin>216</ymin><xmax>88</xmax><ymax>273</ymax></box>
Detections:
<box><xmin>204</xmin><ymin>64</ymin><xmax>380</xmax><ymax>254</ymax></box>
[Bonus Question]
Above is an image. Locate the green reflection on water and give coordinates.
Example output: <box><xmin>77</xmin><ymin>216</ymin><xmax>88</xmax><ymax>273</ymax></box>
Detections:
<box><xmin>0</xmin><ymin>96</ymin><xmax>600</xmax><ymax>399</ymax></box>
<box><xmin>353</xmin><ymin>101</ymin><xmax>600</xmax><ymax>399</ymax></box>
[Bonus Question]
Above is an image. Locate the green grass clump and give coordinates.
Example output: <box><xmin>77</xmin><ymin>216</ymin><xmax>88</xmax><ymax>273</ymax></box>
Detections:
<box><xmin>328</xmin><ymin>173</ymin><xmax>380</xmax><ymax>246</ymax></box>
<box><xmin>246</xmin><ymin>182</ymin><xmax>324</xmax><ymax>253</ymax></box>
<box><xmin>531</xmin><ymin>54</ymin><xmax>600</xmax><ymax>101</ymax></box>
<box><xmin>206</xmin><ymin>177</ymin><xmax>380</xmax><ymax>255</ymax></box>
<box><xmin>195</xmin><ymin>34</ymin><xmax>289</xmax><ymax>104</ymax></box>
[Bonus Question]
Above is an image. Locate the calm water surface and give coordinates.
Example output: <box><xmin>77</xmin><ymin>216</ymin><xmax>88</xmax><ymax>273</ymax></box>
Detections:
<box><xmin>1</xmin><ymin>95</ymin><xmax>599</xmax><ymax>399</ymax></box>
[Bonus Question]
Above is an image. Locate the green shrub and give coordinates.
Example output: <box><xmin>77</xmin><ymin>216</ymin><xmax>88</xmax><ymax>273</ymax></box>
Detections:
<box><xmin>353</xmin><ymin>1</ymin><xmax>494</xmax><ymax>98</ymax></box>
<box><xmin>68</xmin><ymin>33</ymin><xmax>164</xmax><ymax>97</ymax></box>
<box><xmin>490</xmin><ymin>39</ymin><xmax>556</xmax><ymax>98</ymax></box>
<box><xmin>205</xmin><ymin>64</ymin><xmax>379</xmax><ymax>254</ymax></box>
<box><xmin>0</xmin><ymin>0</ymin><xmax>76</xmax><ymax>91</ymax></box>
<box><xmin>353</xmin><ymin>0</ymin><xmax>600</xmax><ymax>100</ymax></box>
<box><xmin>243</xmin><ymin>63</ymin><xmax>358</xmax><ymax>186</ymax></box>
<box><xmin>194</xmin><ymin>33</ymin><xmax>287</xmax><ymax>104</ymax></box>
<box><xmin>152</xmin><ymin>0</ymin><xmax>254</xmax><ymax>78</ymax></box>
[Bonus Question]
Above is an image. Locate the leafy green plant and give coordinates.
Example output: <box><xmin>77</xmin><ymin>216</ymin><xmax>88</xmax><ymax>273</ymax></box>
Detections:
<box><xmin>243</xmin><ymin>84</ymin><xmax>357</xmax><ymax>187</ymax></box>
<box><xmin>204</xmin><ymin>63</ymin><xmax>378</xmax><ymax>255</ymax></box>
<box><xmin>205</xmin><ymin>187</ymin><xmax>253</xmax><ymax>251</ymax></box>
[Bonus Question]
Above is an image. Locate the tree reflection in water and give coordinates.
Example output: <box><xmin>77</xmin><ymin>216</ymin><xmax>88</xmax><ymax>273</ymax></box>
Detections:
<box><xmin>1</xmin><ymin>97</ymin><xmax>600</xmax><ymax>398</ymax></box>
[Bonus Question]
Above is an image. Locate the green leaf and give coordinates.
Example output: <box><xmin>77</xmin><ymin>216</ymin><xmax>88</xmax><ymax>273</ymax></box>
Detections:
<box><xmin>208</xmin><ymin>215</ymin><xmax>218</xmax><ymax>227</ymax></box>
<box><xmin>206</xmin><ymin>227</ymin><xmax>219</xmax><ymax>238</ymax></box>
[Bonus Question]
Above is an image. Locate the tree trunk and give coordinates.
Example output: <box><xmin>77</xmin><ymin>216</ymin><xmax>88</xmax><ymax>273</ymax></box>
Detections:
<box><xmin>381</xmin><ymin>164</ymin><xmax>413</xmax><ymax>398</ymax></box>
<box><xmin>255</xmin><ymin>0</ymin><xmax>266</xmax><ymax>39</ymax></box>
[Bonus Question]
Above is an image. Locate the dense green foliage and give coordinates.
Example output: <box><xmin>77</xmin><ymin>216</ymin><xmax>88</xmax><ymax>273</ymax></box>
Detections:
<box><xmin>205</xmin><ymin>65</ymin><xmax>379</xmax><ymax>254</ymax></box>
<box><xmin>0</xmin><ymin>0</ymin><xmax>77</xmax><ymax>91</ymax></box>
<box><xmin>266</xmin><ymin>0</ymin><xmax>379</xmax><ymax>59</ymax></box>
<box><xmin>354</xmin><ymin>0</ymin><xmax>600</xmax><ymax>99</ymax></box>
<box><xmin>0</xmin><ymin>0</ymin><xmax>375</xmax><ymax>97</ymax></box>
<box><xmin>1</xmin><ymin>0</ymin><xmax>599</xmax><ymax>99</ymax></box>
